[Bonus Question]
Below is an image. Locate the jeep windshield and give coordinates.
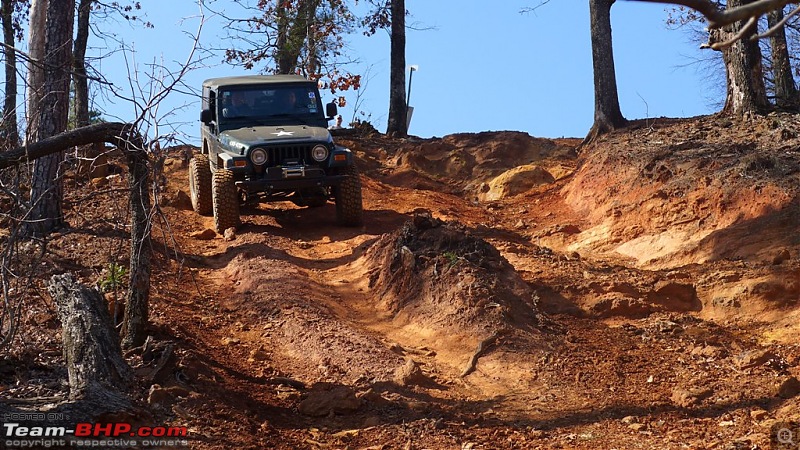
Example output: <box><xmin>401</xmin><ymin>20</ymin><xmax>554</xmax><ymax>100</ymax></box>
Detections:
<box><xmin>218</xmin><ymin>85</ymin><xmax>325</xmax><ymax>126</ymax></box>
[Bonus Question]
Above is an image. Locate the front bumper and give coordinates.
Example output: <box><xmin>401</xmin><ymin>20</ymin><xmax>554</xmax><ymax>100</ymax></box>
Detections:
<box><xmin>235</xmin><ymin>166</ymin><xmax>348</xmax><ymax>192</ymax></box>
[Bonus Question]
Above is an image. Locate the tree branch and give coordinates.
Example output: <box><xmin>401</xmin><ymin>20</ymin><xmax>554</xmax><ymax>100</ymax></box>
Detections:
<box><xmin>754</xmin><ymin>4</ymin><xmax>800</xmax><ymax>39</ymax></box>
<box><xmin>0</xmin><ymin>122</ymin><xmax>136</xmax><ymax>170</ymax></box>
<box><xmin>626</xmin><ymin>0</ymin><xmax>797</xmax><ymax>29</ymax></box>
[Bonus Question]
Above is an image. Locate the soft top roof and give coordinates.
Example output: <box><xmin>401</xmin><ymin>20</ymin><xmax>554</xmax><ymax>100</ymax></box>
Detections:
<box><xmin>202</xmin><ymin>74</ymin><xmax>313</xmax><ymax>89</ymax></box>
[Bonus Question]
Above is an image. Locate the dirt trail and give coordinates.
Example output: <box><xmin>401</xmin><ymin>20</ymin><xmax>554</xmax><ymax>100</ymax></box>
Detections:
<box><xmin>4</xmin><ymin>121</ymin><xmax>800</xmax><ymax>449</ymax></box>
<box><xmin>144</xmin><ymin>121</ymin><xmax>799</xmax><ymax>449</ymax></box>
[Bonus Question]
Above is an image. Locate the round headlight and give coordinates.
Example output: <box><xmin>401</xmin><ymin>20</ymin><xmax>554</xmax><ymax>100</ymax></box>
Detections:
<box><xmin>250</xmin><ymin>148</ymin><xmax>267</xmax><ymax>165</ymax></box>
<box><xmin>311</xmin><ymin>145</ymin><xmax>329</xmax><ymax>162</ymax></box>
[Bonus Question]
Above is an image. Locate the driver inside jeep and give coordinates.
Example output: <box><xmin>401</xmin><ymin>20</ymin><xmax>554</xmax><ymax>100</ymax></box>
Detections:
<box><xmin>222</xmin><ymin>91</ymin><xmax>253</xmax><ymax>118</ymax></box>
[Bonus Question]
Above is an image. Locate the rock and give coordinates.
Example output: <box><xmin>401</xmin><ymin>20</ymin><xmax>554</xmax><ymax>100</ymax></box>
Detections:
<box><xmin>749</xmin><ymin>409</ymin><xmax>769</xmax><ymax>421</ymax></box>
<box><xmin>479</xmin><ymin>165</ymin><xmax>555</xmax><ymax>202</ymax></box>
<box><xmin>190</xmin><ymin>229</ymin><xmax>217</xmax><ymax>240</ymax></box>
<box><xmin>671</xmin><ymin>388</ymin><xmax>712</xmax><ymax>408</ymax></box>
<box><xmin>628</xmin><ymin>423</ymin><xmax>646</xmax><ymax>432</ymax></box>
<box><xmin>362</xmin><ymin>416</ymin><xmax>382</xmax><ymax>428</ymax></box>
<box><xmin>248</xmin><ymin>347</ymin><xmax>269</xmax><ymax>362</ymax></box>
<box><xmin>647</xmin><ymin>281</ymin><xmax>700</xmax><ymax>312</ymax></box>
<box><xmin>546</xmin><ymin>163</ymin><xmax>574</xmax><ymax>181</ymax></box>
<box><xmin>357</xmin><ymin>389</ymin><xmax>391</xmax><ymax>407</ymax></box>
<box><xmin>223</xmin><ymin>227</ymin><xmax>236</xmax><ymax>241</ymax></box>
<box><xmin>621</xmin><ymin>416</ymin><xmax>638</xmax><ymax>425</ymax></box>
<box><xmin>653</xmin><ymin>319</ymin><xmax>682</xmax><ymax>334</ymax></box>
<box><xmin>712</xmin><ymin>296</ymin><xmax>741</xmax><ymax>308</ymax></box>
<box><xmin>690</xmin><ymin>345</ymin><xmax>727</xmax><ymax>359</ymax></box>
<box><xmin>772</xmin><ymin>249</ymin><xmax>791</xmax><ymax>265</ymax></box>
<box><xmin>514</xmin><ymin>220</ymin><xmax>526</xmax><ymax>230</ymax></box>
<box><xmin>393</xmin><ymin>359</ymin><xmax>430</xmax><ymax>387</ymax></box>
<box><xmin>590</xmin><ymin>293</ymin><xmax>652</xmax><ymax>318</ymax></box>
<box><xmin>147</xmin><ymin>384</ymin><xmax>173</xmax><ymax>406</ymax></box>
<box><xmin>298</xmin><ymin>385</ymin><xmax>361</xmax><ymax>417</ymax></box>
<box><xmin>736</xmin><ymin>349</ymin><xmax>779</xmax><ymax>369</ymax></box>
<box><xmin>403</xmin><ymin>400</ymin><xmax>430</xmax><ymax>412</ymax></box>
<box><xmin>90</xmin><ymin>177</ymin><xmax>108</xmax><ymax>187</ymax></box>
<box><xmin>388</xmin><ymin>342</ymin><xmax>405</xmax><ymax>354</ymax></box>
<box><xmin>221</xmin><ymin>337</ymin><xmax>240</xmax><ymax>346</ymax></box>
<box><xmin>777</xmin><ymin>376</ymin><xmax>800</xmax><ymax>399</ymax></box>
<box><xmin>160</xmin><ymin>189</ymin><xmax>192</xmax><ymax>210</ymax></box>
<box><xmin>412</xmin><ymin>209</ymin><xmax>439</xmax><ymax>230</ymax></box>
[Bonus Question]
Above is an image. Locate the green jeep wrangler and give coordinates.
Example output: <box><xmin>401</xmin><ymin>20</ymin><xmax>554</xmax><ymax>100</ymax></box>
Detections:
<box><xmin>190</xmin><ymin>74</ymin><xmax>363</xmax><ymax>233</ymax></box>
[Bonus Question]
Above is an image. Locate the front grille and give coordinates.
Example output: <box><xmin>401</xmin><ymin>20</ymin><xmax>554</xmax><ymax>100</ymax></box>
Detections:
<box><xmin>266</xmin><ymin>145</ymin><xmax>313</xmax><ymax>167</ymax></box>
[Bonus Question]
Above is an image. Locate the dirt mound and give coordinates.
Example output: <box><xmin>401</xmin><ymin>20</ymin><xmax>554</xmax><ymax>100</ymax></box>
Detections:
<box><xmin>220</xmin><ymin>253</ymin><xmax>404</xmax><ymax>383</ymax></box>
<box><xmin>385</xmin><ymin>132</ymin><xmax>576</xmax><ymax>198</ymax></box>
<box><xmin>560</xmin><ymin>115</ymin><xmax>800</xmax><ymax>269</ymax></box>
<box><xmin>362</xmin><ymin>210</ymin><xmax>550</xmax><ymax>337</ymax></box>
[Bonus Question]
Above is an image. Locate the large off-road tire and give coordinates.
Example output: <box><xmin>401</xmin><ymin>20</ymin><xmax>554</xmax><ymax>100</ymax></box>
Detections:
<box><xmin>212</xmin><ymin>169</ymin><xmax>241</xmax><ymax>233</ymax></box>
<box><xmin>189</xmin><ymin>154</ymin><xmax>212</xmax><ymax>215</ymax></box>
<box><xmin>334</xmin><ymin>164</ymin><xmax>363</xmax><ymax>226</ymax></box>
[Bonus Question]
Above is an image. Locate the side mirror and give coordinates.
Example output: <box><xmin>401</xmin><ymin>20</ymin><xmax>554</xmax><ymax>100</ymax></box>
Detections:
<box><xmin>200</xmin><ymin>109</ymin><xmax>213</xmax><ymax>124</ymax></box>
<box><xmin>325</xmin><ymin>101</ymin><xmax>338</xmax><ymax>120</ymax></box>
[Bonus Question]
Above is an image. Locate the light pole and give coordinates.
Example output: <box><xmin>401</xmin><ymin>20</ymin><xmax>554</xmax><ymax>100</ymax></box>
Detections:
<box><xmin>406</xmin><ymin>65</ymin><xmax>418</xmax><ymax>133</ymax></box>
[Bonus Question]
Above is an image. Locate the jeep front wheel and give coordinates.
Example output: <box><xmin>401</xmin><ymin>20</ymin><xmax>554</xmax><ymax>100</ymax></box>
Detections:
<box><xmin>212</xmin><ymin>169</ymin><xmax>241</xmax><ymax>233</ymax></box>
<box><xmin>334</xmin><ymin>164</ymin><xmax>363</xmax><ymax>226</ymax></box>
<box><xmin>189</xmin><ymin>154</ymin><xmax>212</xmax><ymax>215</ymax></box>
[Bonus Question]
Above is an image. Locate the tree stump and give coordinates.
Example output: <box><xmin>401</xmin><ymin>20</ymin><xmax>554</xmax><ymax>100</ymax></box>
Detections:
<box><xmin>49</xmin><ymin>274</ymin><xmax>133</xmax><ymax>408</ymax></box>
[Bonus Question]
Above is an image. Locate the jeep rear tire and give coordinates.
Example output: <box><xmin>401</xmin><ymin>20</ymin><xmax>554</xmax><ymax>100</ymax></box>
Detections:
<box><xmin>189</xmin><ymin>154</ymin><xmax>213</xmax><ymax>215</ymax></box>
<box><xmin>334</xmin><ymin>164</ymin><xmax>363</xmax><ymax>226</ymax></box>
<box><xmin>212</xmin><ymin>169</ymin><xmax>241</xmax><ymax>233</ymax></box>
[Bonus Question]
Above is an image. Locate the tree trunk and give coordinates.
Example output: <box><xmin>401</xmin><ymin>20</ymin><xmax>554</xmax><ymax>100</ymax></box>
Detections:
<box><xmin>386</xmin><ymin>0</ymin><xmax>407</xmax><ymax>137</ymax></box>
<box><xmin>25</xmin><ymin>0</ymin><xmax>47</xmax><ymax>144</ymax></box>
<box><xmin>73</xmin><ymin>0</ymin><xmax>105</xmax><ymax>178</ymax></box>
<box><xmin>1</xmin><ymin>0</ymin><xmax>19</xmax><ymax>148</ymax></box>
<box><xmin>275</xmin><ymin>2</ymin><xmax>291</xmax><ymax>73</ymax></box>
<box><xmin>121</xmin><ymin>135</ymin><xmax>151</xmax><ymax>349</ymax></box>
<box><xmin>718</xmin><ymin>0</ymin><xmax>769</xmax><ymax>116</ymax></box>
<box><xmin>767</xmin><ymin>8</ymin><xmax>797</xmax><ymax>110</ymax></box>
<box><xmin>275</xmin><ymin>0</ymin><xmax>320</xmax><ymax>75</ymax></box>
<box><xmin>48</xmin><ymin>273</ymin><xmax>133</xmax><ymax>402</ymax></box>
<box><xmin>73</xmin><ymin>0</ymin><xmax>91</xmax><ymax>128</ymax></box>
<box><xmin>24</xmin><ymin>0</ymin><xmax>75</xmax><ymax>237</ymax></box>
<box><xmin>585</xmin><ymin>0</ymin><xmax>626</xmax><ymax>144</ymax></box>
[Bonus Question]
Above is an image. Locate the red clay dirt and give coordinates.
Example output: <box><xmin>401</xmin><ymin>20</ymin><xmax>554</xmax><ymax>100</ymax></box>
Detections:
<box><xmin>2</xmin><ymin>115</ymin><xmax>800</xmax><ymax>450</ymax></box>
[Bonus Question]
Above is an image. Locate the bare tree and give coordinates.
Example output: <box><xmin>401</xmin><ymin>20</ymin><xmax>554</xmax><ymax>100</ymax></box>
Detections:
<box><xmin>218</xmin><ymin>0</ymin><xmax>360</xmax><ymax>92</ymax></box>
<box><xmin>72</xmin><ymin>0</ymin><xmax>91</xmax><ymax>129</ymax></box>
<box><xmin>0</xmin><ymin>0</ymin><xmax>27</xmax><ymax>148</ymax></box>
<box><xmin>711</xmin><ymin>0</ymin><xmax>770</xmax><ymax>115</ymax></box>
<box><xmin>24</xmin><ymin>0</ymin><xmax>45</xmax><ymax>142</ymax></box>
<box><xmin>586</xmin><ymin>0</ymin><xmax>627</xmax><ymax>143</ymax></box>
<box><xmin>22</xmin><ymin>0</ymin><xmax>74</xmax><ymax>237</ymax></box>
<box><xmin>632</xmin><ymin>0</ymin><xmax>799</xmax><ymax>33</ymax></box>
<box><xmin>386</xmin><ymin>0</ymin><xmax>407</xmax><ymax>137</ymax></box>
<box><xmin>767</xmin><ymin>8</ymin><xmax>798</xmax><ymax>109</ymax></box>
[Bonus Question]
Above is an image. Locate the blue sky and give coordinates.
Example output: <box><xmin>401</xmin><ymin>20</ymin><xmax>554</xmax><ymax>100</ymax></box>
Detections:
<box><xmin>90</xmin><ymin>1</ymin><xmax>720</xmax><ymax>143</ymax></box>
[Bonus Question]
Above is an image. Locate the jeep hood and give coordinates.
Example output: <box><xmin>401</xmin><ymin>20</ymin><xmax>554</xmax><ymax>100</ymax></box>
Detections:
<box><xmin>220</xmin><ymin>125</ymin><xmax>331</xmax><ymax>149</ymax></box>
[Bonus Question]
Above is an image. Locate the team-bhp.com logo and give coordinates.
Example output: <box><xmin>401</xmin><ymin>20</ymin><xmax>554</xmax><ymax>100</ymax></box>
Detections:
<box><xmin>4</xmin><ymin>422</ymin><xmax>189</xmax><ymax>448</ymax></box>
